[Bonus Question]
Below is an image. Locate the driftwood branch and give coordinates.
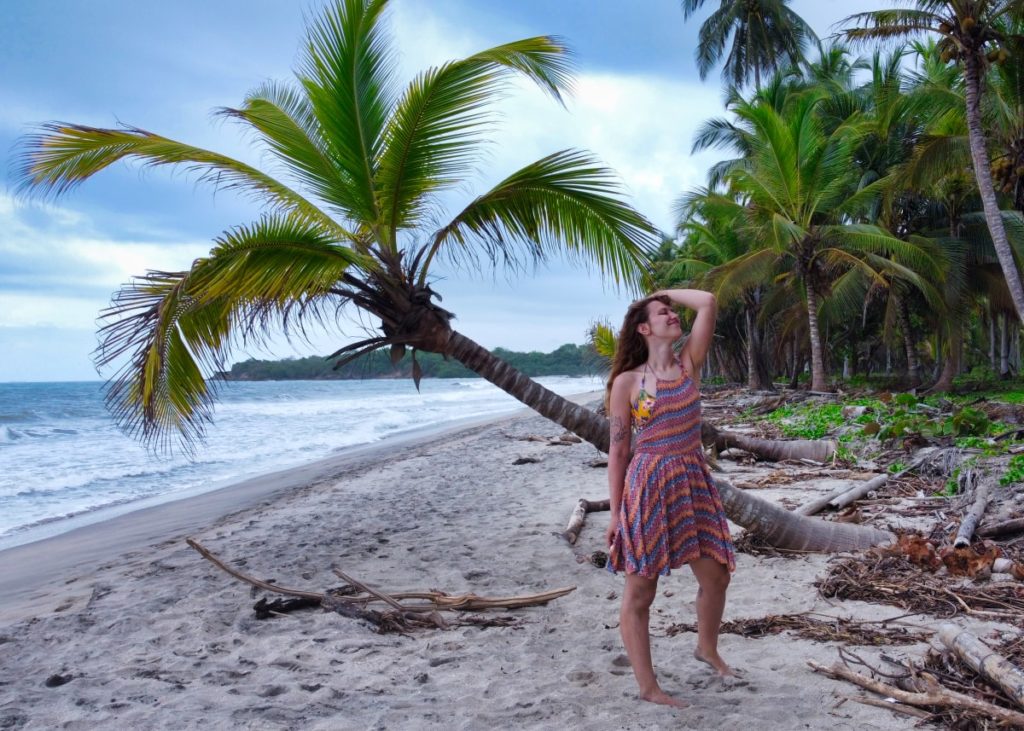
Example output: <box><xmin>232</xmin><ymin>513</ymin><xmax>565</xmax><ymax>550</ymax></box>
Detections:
<box><xmin>980</xmin><ymin>518</ymin><xmax>1024</xmax><ymax>538</ymax></box>
<box><xmin>938</xmin><ymin>624</ymin><xmax>1024</xmax><ymax>710</ymax></box>
<box><xmin>954</xmin><ymin>476</ymin><xmax>995</xmax><ymax>548</ymax></box>
<box><xmin>830</xmin><ymin>474</ymin><xmax>889</xmax><ymax>511</ymax></box>
<box><xmin>799</xmin><ymin>456</ymin><xmax>929</xmax><ymax>516</ymax></box>
<box><xmin>186</xmin><ymin>537</ymin><xmax>324</xmax><ymax>600</ymax></box>
<box><xmin>797</xmin><ymin>483</ymin><xmax>864</xmax><ymax>516</ymax></box>
<box><xmin>188</xmin><ymin>538</ymin><xmax>576</xmax><ymax>622</ymax></box>
<box><xmin>808</xmin><ymin>660</ymin><xmax>1024</xmax><ymax>727</ymax></box>
<box><xmin>562</xmin><ymin>498</ymin><xmax>611</xmax><ymax>544</ymax></box>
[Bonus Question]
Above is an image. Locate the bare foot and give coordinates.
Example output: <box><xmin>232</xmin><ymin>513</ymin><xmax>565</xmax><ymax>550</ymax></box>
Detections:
<box><xmin>693</xmin><ymin>649</ymin><xmax>738</xmax><ymax>678</ymax></box>
<box><xmin>640</xmin><ymin>688</ymin><xmax>690</xmax><ymax>708</ymax></box>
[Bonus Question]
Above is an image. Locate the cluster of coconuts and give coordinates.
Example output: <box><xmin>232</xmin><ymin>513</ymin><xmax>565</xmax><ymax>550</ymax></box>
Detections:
<box><xmin>936</xmin><ymin>17</ymin><xmax>1010</xmax><ymax>65</ymax></box>
<box><xmin>991</xmin><ymin>152</ymin><xmax>1024</xmax><ymax>195</ymax></box>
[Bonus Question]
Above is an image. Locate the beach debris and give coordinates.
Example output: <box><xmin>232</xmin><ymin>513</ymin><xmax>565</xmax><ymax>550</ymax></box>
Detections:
<box><xmin>817</xmin><ymin>551</ymin><xmax>1024</xmax><ymax>626</ymax></box>
<box><xmin>561</xmin><ymin>497</ymin><xmax>610</xmax><ymax>545</ymax></box>
<box><xmin>939</xmin><ymin>541</ymin><xmax>1002</xmax><ymax>578</ymax></box>
<box><xmin>702</xmin><ymin>422</ymin><xmax>836</xmax><ymax>463</ymax></box>
<box><xmin>981</xmin><ymin>517</ymin><xmax>1024</xmax><ymax>539</ymax></box>
<box><xmin>186</xmin><ymin>539</ymin><xmax>575</xmax><ymax>634</ymax></box>
<box><xmin>512</xmin><ymin>456</ymin><xmax>540</xmax><ymax>465</ymax></box>
<box><xmin>938</xmin><ymin>624</ymin><xmax>1024</xmax><ymax>710</ymax></box>
<box><xmin>953</xmin><ymin>471</ymin><xmax>995</xmax><ymax>548</ymax></box>
<box><xmin>665</xmin><ymin>613</ymin><xmax>930</xmax><ymax>646</ymax></box>
<box><xmin>808</xmin><ymin>655</ymin><xmax>1024</xmax><ymax>728</ymax></box>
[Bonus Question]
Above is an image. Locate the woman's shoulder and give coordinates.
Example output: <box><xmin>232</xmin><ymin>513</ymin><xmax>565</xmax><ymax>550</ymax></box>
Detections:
<box><xmin>610</xmin><ymin>368</ymin><xmax>642</xmax><ymax>397</ymax></box>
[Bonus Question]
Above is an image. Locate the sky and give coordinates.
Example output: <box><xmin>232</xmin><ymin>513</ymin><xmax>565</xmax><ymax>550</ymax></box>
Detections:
<box><xmin>0</xmin><ymin>0</ymin><xmax>878</xmax><ymax>382</ymax></box>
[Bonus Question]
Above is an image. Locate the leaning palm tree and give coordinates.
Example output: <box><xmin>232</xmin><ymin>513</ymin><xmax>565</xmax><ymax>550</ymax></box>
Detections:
<box><xmin>841</xmin><ymin>0</ymin><xmax>1024</xmax><ymax>324</ymax></box>
<box><xmin>18</xmin><ymin>0</ymin><xmax>657</xmax><ymax>453</ymax></box>
<box><xmin>17</xmin><ymin>0</ymin><xmax>891</xmax><ymax>552</ymax></box>
<box><xmin>681</xmin><ymin>0</ymin><xmax>818</xmax><ymax>89</ymax></box>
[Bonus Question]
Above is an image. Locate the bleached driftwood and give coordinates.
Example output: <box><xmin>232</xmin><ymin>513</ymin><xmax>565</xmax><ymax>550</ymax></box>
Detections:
<box><xmin>187</xmin><ymin>538</ymin><xmax>576</xmax><ymax>613</ymax></box>
<box><xmin>938</xmin><ymin>624</ymin><xmax>1024</xmax><ymax>710</ymax></box>
<box><xmin>981</xmin><ymin>517</ymin><xmax>1024</xmax><ymax>538</ymax></box>
<box><xmin>829</xmin><ymin>474</ymin><xmax>889</xmax><ymax>511</ymax></box>
<box><xmin>808</xmin><ymin>660</ymin><xmax>1024</xmax><ymax>726</ymax></box>
<box><xmin>562</xmin><ymin>498</ymin><xmax>611</xmax><ymax>544</ymax></box>
<box><xmin>953</xmin><ymin>477</ymin><xmax>995</xmax><ymax>548</ymax></box>
<box><xmin>797</xmin><ymin>483</ymin><xmax>864</xmax><ymax>516</ymax></box>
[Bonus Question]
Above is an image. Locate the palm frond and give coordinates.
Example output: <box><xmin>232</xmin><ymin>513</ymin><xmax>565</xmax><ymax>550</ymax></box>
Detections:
<box><xmin>297</xmin><ymin>0</ymin><xmax>397</xmax><ymax>223</ymax></box>
<box><xmin>96</xmin><ymin>214</ymin><xmax>369</xmax><ymax>453</ymax></box>
<box><xmin>589</xmin><ymin>321</ymin><xmax>618</xmax><ymax>360</ymax></box>
<box><xmin>15</xmin><ymin>123</ymin><xmax>338</xmax><ymax>231</ymax></box>
<box><xmin>218</xmin><ymin>81</ymin><xmax>359</xmax><ymax>228</ymax></box>
<box><xmin>423</xmin><ymin>149</ymin><xmax>659</xmax><ymax>290</ymax></box>
<box><xmin>839</xmin><ymin>10</ymin><xmax>942</xmax><ymax>47</ymax></box>
<box><xmin>377</xmin><ymin>36</ymin><xmax>574</xmax><ymax>241</ymax></box>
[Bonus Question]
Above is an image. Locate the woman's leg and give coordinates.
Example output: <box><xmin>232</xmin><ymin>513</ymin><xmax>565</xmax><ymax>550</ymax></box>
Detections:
<box><xmin>688</xmin><ymin>557</ymin><xmax>734</xmax><ymax>676</ymax></box>
<box><xmin>621</xmin><ymin>573</ymin><xmax>689</xmax><ymax>707</ymax></box>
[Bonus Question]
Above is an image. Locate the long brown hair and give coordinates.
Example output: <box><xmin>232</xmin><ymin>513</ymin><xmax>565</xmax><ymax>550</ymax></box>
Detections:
<box><xmin>604</xmin><ymin>294</ymin><xmax>671</xmax><ymax>409</ymax></box>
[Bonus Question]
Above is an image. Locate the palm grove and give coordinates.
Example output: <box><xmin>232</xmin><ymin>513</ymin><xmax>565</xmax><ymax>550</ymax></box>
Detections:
<box><xmin>15</xmin><ymin>0</ymin><xmax>1024</xmax><ymax>550</ymax></box>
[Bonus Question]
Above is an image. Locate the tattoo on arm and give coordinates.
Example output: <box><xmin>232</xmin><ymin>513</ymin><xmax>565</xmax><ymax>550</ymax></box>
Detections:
<box><xmin>610</xmin><ymin>415</ymin><xmax>629</xmax><ymax>443</ymax></box>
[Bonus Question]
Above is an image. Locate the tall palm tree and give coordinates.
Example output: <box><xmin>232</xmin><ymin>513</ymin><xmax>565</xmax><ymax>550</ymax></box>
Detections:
<box><xmin>17</xmin><ymin>0</ymin><xmax>657</xmax><ymax>453</ymax></box>
<box><xmin>681</xmin><ymin>0</ymin><xmax>817</xmax><ymax>89</ymax></box>
<box><xmin>842</xmin><ymin>0</ymin><xmax>1024</xmax><ymax>324</ymax></box>
<box><xmin>16</xmin><ymin>0</ymin><xmax>890</xmax><ymax>552</ymax></box>
<box><xmin>712</xmin><ymin>92</ymin><xmax>943</xmax><ymax>391</ymax></box>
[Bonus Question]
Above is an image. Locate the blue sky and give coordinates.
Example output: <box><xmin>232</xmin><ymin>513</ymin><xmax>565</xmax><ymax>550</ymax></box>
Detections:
<box><xmin>1</xmin><ymin>0</ymin><xmax>875</xmax><ymax>382</ymax></box>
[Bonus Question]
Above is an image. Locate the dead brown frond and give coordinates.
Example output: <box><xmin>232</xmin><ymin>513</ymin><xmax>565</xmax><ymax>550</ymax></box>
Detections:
<box><xmin>817</xmin><ymin>553</ymin><xmax>1024</xmax><ymax>628</ymax></box>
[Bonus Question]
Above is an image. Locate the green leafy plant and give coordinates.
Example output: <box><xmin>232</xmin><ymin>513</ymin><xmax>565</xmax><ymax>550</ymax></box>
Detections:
<box><xmin>1000</xmin><ymin>454</ymin><xmax>1024</xmax><ymax>486</ymax></box>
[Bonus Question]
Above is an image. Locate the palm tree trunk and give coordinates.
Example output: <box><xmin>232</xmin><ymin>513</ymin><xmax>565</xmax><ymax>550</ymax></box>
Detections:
<box><xmin>745</xmin><ymin>308</ymin><xmax>767</xmax><ymax>390</ymax></box>
<box><xmin>964</xmin><ymin>54</ymin><xmax>1024</xmax><ymax>324</ymax></box>
<box><xmin>931</xmin><ymin>326</ymin><xmax>962</xmax><ymax>393</ymax></box>
<box><xmin>444</xmin><ymin>330</ymin><xmax>891</xmax><ymax>551</ymax></box>
<box><xmin>805</xmin><ymin>283</ymin><xmax>828</xmax><ymax>391</ymax></box>
<box><xmin>445</xmin><ymin>331</ymin><xmax>608</xmax><ymax>449</ymax></box>
<box><xmin>989</xmin><ymin>314</ymin><xmax>996</xmax><ymax>371</ymax></box>
<box><xmin>1001</xmin><ymin>313</ymin><xmax>1010</xmax><ymax>377</ymax></box>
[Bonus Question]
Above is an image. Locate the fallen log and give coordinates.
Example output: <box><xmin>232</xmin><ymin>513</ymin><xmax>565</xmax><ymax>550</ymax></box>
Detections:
<box><xmin>716</xmin><ymin>476</ymin><xmax>894</xmax><ymax>551</ymax></box>
<box><xmin>954</xmin><ymin>475</ymin><xmax>996</xmax><ymax>548</ymax></box>
<box><xmin>562</xmin><ymin>498</ymin><xmax>611</xmax><ymax>544</ymax></box>
<box><xmin>702</xmin><ymin>423</ymin><xmax>836</xmax><ymax>463</ymax></box>
<box><xmin>830</xmin><ymin>474</ymin><xmax>889</xmax><ymax>511</ymax></box>
<box><xmin>807</xmin><ymin>660</ymin><xmax>1024</xmax><ymax>727</ymax></box>
<box><xmin>938</xmin><ymin>624</ymin><xmax>1024</xmax><ymax>710</ymax></box>
<box><xmin>981</xmin><ymin>518</ymin><xmax>1024</xmax><ymax>539</ymax></box>
<box><xmin>797</xmin><ymin>483</ymin><xmax>865</xmax><ymax>516</ymax></box>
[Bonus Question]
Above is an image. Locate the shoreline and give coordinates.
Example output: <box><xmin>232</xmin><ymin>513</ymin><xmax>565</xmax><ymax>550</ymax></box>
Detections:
<box><xmin>0</xmin><ymin>406</ymin><xmax>545</xmax><ymax>623</ymax></box>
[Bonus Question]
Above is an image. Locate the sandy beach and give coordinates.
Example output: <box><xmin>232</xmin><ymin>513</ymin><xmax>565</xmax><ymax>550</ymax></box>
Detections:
<box><xmin>0</xmin><ymin>398</ymin><xmax>1004</xmax><ymax>730</ymax></box>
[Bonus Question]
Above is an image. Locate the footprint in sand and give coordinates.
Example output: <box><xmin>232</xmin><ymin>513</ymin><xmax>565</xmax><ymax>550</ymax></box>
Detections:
<box><xmin>566</xmin><ymin>670</ymin><xmax>597</xmax><ymax>686</ymax></box>
<box><xmin>685</xmin><ymin>671</ymin><xmax>752</xmax><ymax>691</ymax></box>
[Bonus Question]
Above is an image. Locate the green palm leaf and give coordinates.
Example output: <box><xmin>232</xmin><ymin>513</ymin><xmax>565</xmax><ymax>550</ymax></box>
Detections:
<box><xmin>97</xmin><ymin>214</ymin><xmax>369</xmax><ymax>452</ymax></box>
<box><xmin>377</xmin><ymin>37</ymin><xmax>574</xmax><ymax>242</ymax></box>
<box><xmin>297</xmin><ymin>0</ymin><xmax>396</xmax><ymax>224</ymax></box>
<box><xmin>423</xmin><ymin>149</ymin><xmax>658</xmax><ymax>288</ymax></box>
<box><xmin>217</xmin><ymin>82</ymin><xmax>357</xmax><ymax>226</ymax></box>
<box><xmin>15</xmin><ymin>124</ymin><xmax>337</xmax><ymax>231</ymax></box>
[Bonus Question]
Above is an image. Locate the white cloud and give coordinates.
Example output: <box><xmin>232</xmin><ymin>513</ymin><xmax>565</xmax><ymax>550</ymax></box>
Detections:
<box><xmin>0</xmin><ymin>194</ymin><xmax>209</xmax><ymax>329</ymax></box>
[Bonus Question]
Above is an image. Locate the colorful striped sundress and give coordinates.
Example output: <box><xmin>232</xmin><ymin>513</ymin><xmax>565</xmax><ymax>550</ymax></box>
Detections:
<box><xmin>608</xmin><ymin>369</ymin><xmax>736</xmax><ymax>578</ymax></box>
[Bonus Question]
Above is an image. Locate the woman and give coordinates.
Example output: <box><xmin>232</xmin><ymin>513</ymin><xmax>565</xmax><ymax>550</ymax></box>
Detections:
<box><xmin>605</xmin><ymin>288</ymin><xmax>736</xmax><ymax>708</ymax></box>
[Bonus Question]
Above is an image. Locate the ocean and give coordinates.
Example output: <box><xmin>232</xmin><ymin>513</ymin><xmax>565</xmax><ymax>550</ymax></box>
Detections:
<box><xmin>0</xmin><ymin>375</ymin><xmax>603</xmax><ymax>549</ymax></box>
